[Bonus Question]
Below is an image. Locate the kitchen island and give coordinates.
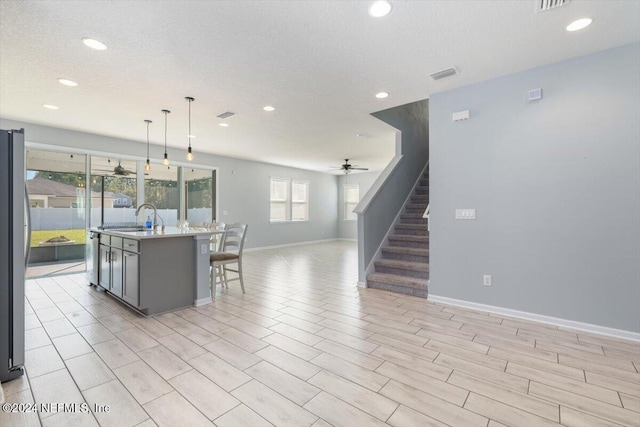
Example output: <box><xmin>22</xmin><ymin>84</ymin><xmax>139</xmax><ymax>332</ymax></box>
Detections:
<box><xmin>92</xmin><ymin>227</ymin><xmax>215</xmax><ymax>315</ymax></box>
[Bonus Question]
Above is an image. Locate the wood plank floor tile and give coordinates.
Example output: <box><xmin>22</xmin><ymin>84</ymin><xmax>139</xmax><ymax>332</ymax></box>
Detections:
<box><xmin>262</xmin><ymin>333</ymin><xmax>321</xmax><ymax>361</ymax></box>
<box><xmin>380</xmin><ymin>380</ymin><xmax>488</xmax><ymax>427</ymax></box>
<box><xmin>213</xmin><ymin>404</ymin><xmax>273</xmax><ymax>427</ymax></box>
<box><xmin>489</xmin><ymin>347</ymin><xmax>585</xmax><ymax>381</ymax></box>
<box><xmin>303</xmin><ymin>391</ymin><xmax>386</xmax><ymax>427</ymax></box>
<box><xmin>448</xmin><ymin>371</ymin><xmax>559</xmax><ymax>421</ymax></box>
<box><xmin>216</xmin><ymin>327</ymin><xmax>268</xmax><ymax>353</ymax></box>
<box><xmin>435</xmin><ymin>353</ymin><xmax>528</xmax><ymax>393</ymax></box>
<box><xmin>232</xmin><ymin>380</ymin><xmax>317</xmax><ymax>427</ymax></box>
<box><xmin>386</xmin><ymin>404</ymin><xmax>448</xmax><ymax>427</ymax></box>
<box><xmin>308</xmin><ymin>370</ymin><xmax>398</xmax><ymax>421</ymax></box>
<box><xmin>506</xmin><ymin>362</ymin><xmax>621</xmax><ymax>406</ymax></box>
<box><xmin>313</xmin><ymin>339</ymin><xmax>384</xmax><ymax>370</ymax></box>
<box><xmin>473</xmin><ymin>334</ymin><xmax>558</xmax><ymax>362</ymax></box>
<box><xmin>559</xmin><ymin>354</ymin><xmax>640</xmax><ymax>384</ymax></box>
<box><xmin>269</xmin><ymin>323</ymin><xmax>323</xmax><ymax>346</ymax></box>
<box><xmin>83</xmin><ymin>380</ymin><xmax>148</xmax><ymax>427</ymax></box>
<box><xmin>157</xmin><ymin>333</ymin><xmax>207</xmax><ymax>361</ymax></box>
<box><xmin>371</xmin><ymin>346</ymin><xmax>449</xmax><ymax>380</ymax></box>
<box><xmin>375</xmin><ymin>361</ymin><xmax>468</xmax><ymax>406</ymax></box>
<box><xmin>585</xmin><ymin>371</ymin><xmax>640</xmax><ymax>397</ymax></box>
<box><xmin>367</xmin><ymin>333</ymin><xmax>439</xmax><ymax>361</ymax></box>
<box><xmin>169</xmin><ymin>370</ymin><xmax>240</xmax><ymax>421</ymax></box>
<box><xmin>309</xmin><ymin>352</ymin><xmax>390</xmax><ymax>392</ymax></box>
<box><xmin>188</xmin><ymin>352</ymin><xmax>251</xmax><ymax>392</ymax></box>
<box><xmin>559</xmin><ymin>406</ymin><xmax>623</xmax><ymax>427</ymax></box>
<box><xmin>143</xmin><ymin>391</ymin><xmax>214</xmax><ymax>427</ymax></box>
<box><xmin>137</xmin><ymin>345</ymin><xmax>192</xmax><ymax>380</ymax></box>
<box><xmin>204</xmin><ymin>339</ymin><xmax>262</xmax><ymax>370</ymax></box>
<box><xmin>427</xmin><ymin>340</ymin><xmax>506</xmax><ymax>371</ymax></box>
<box><xmin>113</xmin><ymin>360</ymin><xmax>173</xmax><ymax>405</ymax></box>
<box><xmin>529</xmin><ymin>381</ymin><xmax>639</xmax><ymax>426</ymax></box>
<box><xmin>244</xmin><ymin>361</ymin><xmax>320</xmax><ymax>406</ymax></box>
<box><xmin>463</xmin><ymin>392</ymin><xmax>561</xmax><ymax>427</ymax></box>
<box><xmin>315</xmin><ymin>328</ymin><xmax>378</xmax><ymax>354</ymax></box>
<box><xmin>254</xmin><ymin>345</ymin><xmax>322</xmax><ymax>380</ymax></box>
<box><xmin>620</xmin><ymin>393</ymin><xmax>640</xmax><ymax>413</ymax></box>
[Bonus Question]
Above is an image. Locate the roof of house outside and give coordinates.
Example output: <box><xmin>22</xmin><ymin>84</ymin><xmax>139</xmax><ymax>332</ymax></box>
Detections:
<box><xmin>27</xmin><ymin>178</ymin><xmax>115</xmax><ymax>198</ymax></box>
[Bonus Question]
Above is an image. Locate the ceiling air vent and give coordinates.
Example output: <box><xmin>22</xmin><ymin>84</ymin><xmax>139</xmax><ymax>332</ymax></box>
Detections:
<box><xmin>537</xmin><ymin>0</ymin><xmax>570</xmax><ymax>12</ymax></box>
<box><xmin>430</xmin><ymin>67</ymin><xmax>458</xmax><ymax>81</ymax></box>
<box><xmin>357</xmin><ymin>133</ymin><xmax>373</xmax><ymax>139</ymax></box>
<box><xmin>216</xmin><ymin>111</ymin><xmax>236</xmax><ymax>119</ymax></box>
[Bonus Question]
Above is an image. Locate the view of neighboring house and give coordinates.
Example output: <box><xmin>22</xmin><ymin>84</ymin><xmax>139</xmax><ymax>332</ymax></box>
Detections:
<box><xmin>27</xmin><ymin>177</ymin><xmax>118</xmax><ymax>208</ymax></box>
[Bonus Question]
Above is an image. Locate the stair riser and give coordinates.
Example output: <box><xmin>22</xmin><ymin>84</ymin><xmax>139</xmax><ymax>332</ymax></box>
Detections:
<box><xmin>419</xmin><ymin>179</ymin><xmax>429</xmax><ymax>186</ymax></box>
<box><xmin>414</xmin><ymin>187</ymin><xmax>428</xmax><ymax>195</ymax></box>
<box><xmin>375</xmin><ymin>264</ymin><xmax>429</xmax><ymax>279</ymax></box>
<box><xmin>400</xmin><ymin>217</ymin><xmax>427</xmax><ymax>224</ymax></box>
<box><xmin>388</xmin><ymin>239</ymin><xmax>428</xmax><ymax>248</ymax></box>
<box><xmin>381</xmin><ymin>252</ymin><xmax>429</xmax><ymax>263</ymax></box>
<box><xmin>405</xmin><ymin>208</ymin><xmax>426</xmax><ymax>214</ymax></box>
<box><xmin>411</xmin><ymin>196</ymin><xmax>429</xmax><ymax>203</ymax></box>
<box><xmin>394</xmin><ymin>229</ymin><xmax>427</xmax><ymax>236</ymax></box>
<box><xmin>367</xmin><ymin>280</ymin><xmax>428</xmax><ymax>298</ymax></box>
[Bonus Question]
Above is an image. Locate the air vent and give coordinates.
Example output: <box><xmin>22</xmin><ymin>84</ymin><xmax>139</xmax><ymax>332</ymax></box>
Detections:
<box><xmin>216</xmin><ymin>111</ymin><xmax>236</xmax><ymax>119</ymax></box>
<box><xmin>357</xmin><ymin>133</ymin><xmax>373</xmax><ymax>139</ymax></box>
<box><xmin>430</xmin><ymin>67</ymin><xmax>458</xmax><ymax>81</ymax></box>
<box><xmin>537</xmin><ymin>0</ymin><xmax>569</xmax><ymax>12</ymax></box>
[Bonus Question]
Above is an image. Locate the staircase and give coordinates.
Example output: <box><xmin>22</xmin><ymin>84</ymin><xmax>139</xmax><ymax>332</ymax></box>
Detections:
<box><xmin>366</xmin><ymin>169</ymin><xmax>429</xmax><ymax>298</ymax></box>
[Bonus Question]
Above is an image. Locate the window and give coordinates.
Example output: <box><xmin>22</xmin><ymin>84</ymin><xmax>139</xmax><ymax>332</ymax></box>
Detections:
<box><xmin>291</xmin><ymin>180</ymin><xmax>309</xmax><ymax>221</ymax></box>
<box><xmin>270</xmin><ymin>178</ymin><xmax>309</xmax><ymax>222</ymax></box>
<box><xmin>184</xmin><ymin>168</ymin><xmax>216</xmax><ymax>225</ymax></box>
<box><xmin>270</xmin><ymin>178</ymin><xmax>290</xmax><ymax>221</ymax></box>
<box><xmin>344</xmin><ymin>184</ymin><xmax>359</xmax><ymax>220</ymax></box>
<box><xmin>144</xmin><ymin>165</ymin><xmax>179</xmax><ymax>226</ymax></box>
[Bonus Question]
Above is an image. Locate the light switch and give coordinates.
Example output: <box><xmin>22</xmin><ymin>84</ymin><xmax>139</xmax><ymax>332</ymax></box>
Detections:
<box><xmin>455</xmin><ymin>209</ymin><xmax>476</xmax><ymax>220</ymax></box>
<box><xmin>201</xmin><ymin>244</ymin><xmax>209</xmax><ymax>255</ymax></box>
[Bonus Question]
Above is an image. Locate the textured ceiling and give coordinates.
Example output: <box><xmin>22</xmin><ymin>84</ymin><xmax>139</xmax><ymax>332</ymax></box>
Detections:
<box><xmin>1</xmin><ymin>1</ymin><xmax>639</xmax><ymax>173</ymax></box>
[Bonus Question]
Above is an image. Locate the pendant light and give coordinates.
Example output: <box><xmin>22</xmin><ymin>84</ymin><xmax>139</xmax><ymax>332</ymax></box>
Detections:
<box><xmin>161</xmin><ymin>109</ymin><xmax>170</xmax><ymax>166</ymax></box>
<box><xmin>144</xmin><ymin>119</ymin><xmax>152</xmax><ymax>171</ymax></box>
<box><xmin>185</xmin><ymin>96</ymin><xmax>195</xmax><ymax>161</ymax></box>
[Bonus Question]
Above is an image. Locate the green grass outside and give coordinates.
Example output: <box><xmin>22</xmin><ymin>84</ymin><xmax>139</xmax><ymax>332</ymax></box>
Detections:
<box><xmin>30</xmin><ymin>229</ymin><xmax>87</xmax><ymax>247</ymax></box>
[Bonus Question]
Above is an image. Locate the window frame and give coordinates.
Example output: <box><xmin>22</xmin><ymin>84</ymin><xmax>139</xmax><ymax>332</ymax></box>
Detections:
<box><xmin>343</xmin><ymin>183</ymin><xmax>359</xmax><ymax>221</ymax></box>
<box><xmin>269</xmin><ymin>177</ymin><xmax>310</xmax><ymax>223</ymax></box>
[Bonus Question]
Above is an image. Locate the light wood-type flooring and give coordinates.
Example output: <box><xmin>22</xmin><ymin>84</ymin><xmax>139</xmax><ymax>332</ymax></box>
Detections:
<box><xmin>2</xmin><ymin>241</ymin><xmax>639</xmax><ymax>427</ymax></box>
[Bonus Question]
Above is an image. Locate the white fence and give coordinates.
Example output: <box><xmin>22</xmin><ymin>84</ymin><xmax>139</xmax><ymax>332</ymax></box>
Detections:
<box><xmin>29</xmin><ymin>207</ymin><xmax>213</xmax><ymax>230</ymax></box>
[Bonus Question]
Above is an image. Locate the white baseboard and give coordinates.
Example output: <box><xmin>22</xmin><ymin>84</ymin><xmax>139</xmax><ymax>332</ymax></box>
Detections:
<box><xmin>337</xmin><ymin>238</ymin><xmax>357</xmax><ymax>242</ymax></box>
<box><xmin>194</xmin><ymin>297</ymin><xmax>212</xmax><ymax>306</ymax></box>
<box><xmin>428</xmin><ymin>294</ymin><xmax>640</xmax><ymax>343</ymax></box>
<box><xmin>244</xmin><ymin>238</ymin><xmax>340</xmax><ymax>252</ymax></box>
<box><xmin>357</xmin><ymin>281</ymin><xmax>367</xmax><ymax>288</ymax></box>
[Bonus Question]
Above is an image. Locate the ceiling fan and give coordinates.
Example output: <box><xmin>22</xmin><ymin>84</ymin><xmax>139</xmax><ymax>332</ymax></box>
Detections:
<box><xmin>94</xmin><ymin>159</ymin><xmax>137</xmax><ymax>176</ymax></box>
<box><xmin>330</xmin><ymin>159</ymin><xmax>369</xmax><ymax>174</ymax></box>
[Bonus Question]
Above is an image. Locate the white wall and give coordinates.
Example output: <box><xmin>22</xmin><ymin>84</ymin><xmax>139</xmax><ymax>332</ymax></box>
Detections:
<box><xmin>337</xmin><ymin>171</ymin><xmax>380</xmax><ymax>240</ymax></box>
<box><xmin>429</xmin><ymin>43</ymin><xmax>640</xmax><ymax>332</ymax></box>
<box><xmin>1</xmin><ymin>119</ymin><xmax>339</xmax><ymax>249</ymax></box>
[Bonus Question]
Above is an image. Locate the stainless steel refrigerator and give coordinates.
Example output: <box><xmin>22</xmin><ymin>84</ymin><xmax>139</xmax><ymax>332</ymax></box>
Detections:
<box><xmin>0</xmin><ymin>128</ymin><xmax>26</xmax><ymax>383</ymax></box>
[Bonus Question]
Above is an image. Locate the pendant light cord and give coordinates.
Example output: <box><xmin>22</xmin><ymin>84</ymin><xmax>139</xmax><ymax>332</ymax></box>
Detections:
<box><xmin>188</xmin><ymin>99</ymin><xmax>191</xmax><ymax>147</ymax></box>
<box><xmin>146</xmin><ymin>121</ymin><xmax>150</xmax><ymax>159</ymax></box>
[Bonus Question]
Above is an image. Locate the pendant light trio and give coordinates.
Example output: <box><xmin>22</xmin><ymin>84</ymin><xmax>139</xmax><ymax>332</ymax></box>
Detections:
<box><xmin>143</xmin><ymin>96</ymin><xmax>195</xmax><ymax>171</ymax></box>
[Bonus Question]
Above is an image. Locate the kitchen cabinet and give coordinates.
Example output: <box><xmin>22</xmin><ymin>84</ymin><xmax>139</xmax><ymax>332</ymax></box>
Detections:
<box><xmin>98</xmin><ymin>235</ymin><xmax>139</xmax><ymax>306</ymax></box>
<box><xmin>99</xmin><ymin>244</ymin><xmax>111</xmax><ymax>290</ymax></box>
<box><xmin>122</xmin><ymin>251</ymin><xmax>139</xmax><ymax>307</ymax></box>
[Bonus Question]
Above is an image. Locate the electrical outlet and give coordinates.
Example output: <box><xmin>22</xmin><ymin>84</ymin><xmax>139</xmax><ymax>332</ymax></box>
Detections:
<box><xmin>483</xmin><ymin>275</ymin><xmax>492</xmax><ymax>286</ymax></box>
<box><xmin>200</xmin><ymin>244</ymin><xmax>208</xmax><ymax>255</ymax></box>
<box><xmin>455</xmin><ymin>209</ymin><xmax>476</xmax><ymax>220</ymax></box>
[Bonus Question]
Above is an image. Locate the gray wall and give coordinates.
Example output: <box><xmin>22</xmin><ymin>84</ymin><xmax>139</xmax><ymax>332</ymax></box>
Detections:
<box><xmin>429</xmin><ymin>43</ymin><xmax>640</xmax><ymax>332</ymax></box>
<box><xmin>357</xmin><ymin>99</ymin><xmax>429</xmax><ymax>281</ymax></box>
<box><xmin>337</xmin><ymin>171</ymin><xmax>380</xmax><ymax>240</ymax></box>
<box><xmin>0</xmin><ymin>119</ymin><xmax>339</xmax><ymax>249</ymax></box>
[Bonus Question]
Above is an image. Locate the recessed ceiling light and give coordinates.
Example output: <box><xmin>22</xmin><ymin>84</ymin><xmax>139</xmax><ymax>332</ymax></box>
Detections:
<box><xmin>219</xmin><ymin>123</ymin><xmax>229</xmax><ymax>127</ymax></box>
<box><xmin>369</xmin><ymin>1</ymin><xmax>392</xmax><ymax>18</ymax></box>
<box><xmin>263</xmin><ymin>105</ymin><xmax>275</xmax><ymax>112</ymax></box>
<box><xmin>42</xmin><ymin>104</ymin><xmax>59</xmax><ymax>110</ymax></box>
<box><xmin>57</xmin><ymin>78</ymin><xmax>78</xmax><ymax>87</ymax></box>
<box><xmin>81</xmin><ymin>37</ymin><xmax>107</xmax><ymax>50</ymax></box>
<box><xmin>187</xmin><ymin>135</ymin><xmax>196</xmax><ymax>138</ymax></box>
<box><xmin>566</xmin><ymin>18</ymin><xmax>592</xmax><ymax>32</ymax></box>
<box><xmin>375</xmin><ymin>92</ymin><xmax>389</xmax><ymax>99</ymax></box>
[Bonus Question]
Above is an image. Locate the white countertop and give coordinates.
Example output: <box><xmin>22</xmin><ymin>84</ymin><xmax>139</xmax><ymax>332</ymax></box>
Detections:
<box><xmin>95</xmin><ymin>227</ymin><xmax>220</xmax><ymax>240</ymax></box>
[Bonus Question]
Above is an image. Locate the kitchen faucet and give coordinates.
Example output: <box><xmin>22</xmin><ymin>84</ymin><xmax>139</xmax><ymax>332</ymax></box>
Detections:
<box><xmin>135</xmin><ymin>203</ymin><xmax>161</xmax><ymax>230</ymax></box>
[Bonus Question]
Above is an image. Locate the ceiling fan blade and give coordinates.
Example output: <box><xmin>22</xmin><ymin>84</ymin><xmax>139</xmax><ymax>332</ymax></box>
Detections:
<box><xmin>351</xmin><ymin>167</ymin><xmax>369</xmax><ymax>170</ymax></box>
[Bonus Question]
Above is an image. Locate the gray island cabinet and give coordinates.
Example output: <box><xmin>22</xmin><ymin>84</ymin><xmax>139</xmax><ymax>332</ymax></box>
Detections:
<box><xmin>95</xmin><ymin>227</ymin><xmax>214</xmax><ymax>315</ymax></box>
